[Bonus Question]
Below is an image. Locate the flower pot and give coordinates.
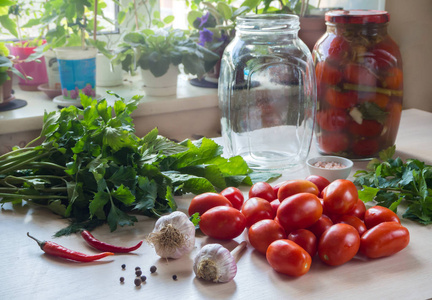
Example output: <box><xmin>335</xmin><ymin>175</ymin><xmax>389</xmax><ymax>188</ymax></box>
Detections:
<box><xmin>141</xmin><ymin>65</ymin><xmax>179</xmax><ymax>96</ymax></box>
<box><xmin>55</xmin><ymin>47</ymin><xmax>97</xmax><ymax>100</ymax></box>
<box><xmin>299</xmin><ymin>15</ymin><xmax>327</xmax><ymax>52</ymax></box>
<box><xmin>0</xmin><ymin>70</ymin><xmax>14</xmax><ymax>107</ymax></box>
<box><xmin>96</xmin><ymin>53</ymin><xmax>123</xmax><ymax>87</ymax></box>
<box><xmin>204</xmin><ymin>38</ymin><xmax>231</xmax><ymax>83</ymax></box>
<box><xmin>8</xmin><ymin>41</ymin><xmax>49</xmax><ymax>91</ymax></box>
<box><xmin>43</xmin><ymin>49</ymin><xmax>61</xmax><ymax>90</ymax></box>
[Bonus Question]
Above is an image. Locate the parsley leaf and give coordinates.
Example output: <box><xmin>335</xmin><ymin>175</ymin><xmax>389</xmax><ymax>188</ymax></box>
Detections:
<box><xmin>354</xmin><ymin>146</ymin><xmax>432</xmax><ymax>224</ymax></box>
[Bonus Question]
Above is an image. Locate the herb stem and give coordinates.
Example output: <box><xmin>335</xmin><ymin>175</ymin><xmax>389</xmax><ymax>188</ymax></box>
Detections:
<box><xmin>0</xmin><ymin>193</ymin><xmax>68</xmax><ymax>200</ymax></box>
<box><xmin>0</xmin><ymin>152</ymin><xmax>50</xmax><ymax>174</ymax></box>
<box><xmin>0</xmin><ymin>187</ymin><xmax>68</xmax><ymax>193</ymax></box>
<box><xmin>343</xmin><ymin>83</ymin><xmax>403</xmax><ymax>97</ymax></box>
<box><xmin>0</xmin><ymin>147</ymin><xmax>37</xmax><ymax>160</ymax></box>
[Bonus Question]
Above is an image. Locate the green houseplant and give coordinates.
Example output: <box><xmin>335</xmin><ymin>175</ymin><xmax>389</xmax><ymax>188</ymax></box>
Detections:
<box><xmin>117</xmin><ymin>28</ymin><xmax>220</xmax><ymax>78</ymax></box>
<box><xmin>115</xmin><ymin>27</ymin><xmax>219</xmax><ymax>96</ymax></box>
<box><xmin>0</xmin><ymin>42</ymin><xmax>16</xmax><ymax>105</ymax></box>
<box><xmin>0</xmin><ymin>0</ymin><xmax>28</xmax><ymax>104</ymax></box>
<box><xmin>185</xmin><ymin>0</ymin><xmax>261</xmax><ymax>85</ymax></box>
<box><xmin>6</xmin><ymin>1</ymin><xmax>49</xmax><ymax>91</ymax></box>
<box><xmin>112</xmin><ymin>3</ymin><xmax>220</xmax><ymax>97</ymax></box>
<box><xmin>35</xmin><ymin>0</ymin><xmax>113</xmax><ymax>102</ymax></box>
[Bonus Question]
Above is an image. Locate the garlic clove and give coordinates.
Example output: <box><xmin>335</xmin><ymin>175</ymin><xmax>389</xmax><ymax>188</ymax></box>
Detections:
<box><xmin>147</xmin><ymin>211</ymin><xmax>196</xmax><ymax>259</ymax></box>
<box><xmin>193</xmin><ymin>242</ymin><xmax>247</xmax><ymax>283</ymax></box>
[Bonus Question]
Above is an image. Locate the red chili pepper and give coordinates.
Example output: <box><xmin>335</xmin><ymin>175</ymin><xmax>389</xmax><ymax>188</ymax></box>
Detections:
<box><xmin>80</xmin><ymin>230</ymin><xmax>143</xmax><ymax>253</ymax></box>
<box><xmin>27</xmin><ymin>232</ymin><xmax>114</xmax><ymax>262</ymax></box>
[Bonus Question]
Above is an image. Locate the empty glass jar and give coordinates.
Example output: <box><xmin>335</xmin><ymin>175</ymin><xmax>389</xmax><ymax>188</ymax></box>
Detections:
<box><xmin>218</xmin><ymin>14</ymin><xmax>316</xmax><ymax>170</ymax></box>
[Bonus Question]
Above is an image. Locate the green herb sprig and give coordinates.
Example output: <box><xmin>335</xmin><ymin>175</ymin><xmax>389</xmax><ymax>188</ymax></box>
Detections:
<box><xmin>354</xmin><ymin>146</ymin><xmax>432</xmax><ymax>225</ymax></box>
<box><xmin>0</xmin><ymin>93</ymin><xmax>279</xmax><ymax>236</ymax></box>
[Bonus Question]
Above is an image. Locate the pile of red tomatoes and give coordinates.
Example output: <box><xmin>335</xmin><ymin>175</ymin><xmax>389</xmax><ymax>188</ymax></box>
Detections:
<box><xmin>188</xmin><ymin>175</ymin><xmax>410</xmax><ymax>277</ymax></box>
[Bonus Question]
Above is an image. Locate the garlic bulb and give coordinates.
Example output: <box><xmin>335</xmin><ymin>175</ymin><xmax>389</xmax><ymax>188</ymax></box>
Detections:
<box><xmin>147</xmin><ymin>211</ymin><xmax>196</xmax><ymax>259</ymax></box>
<box><xmin>193</xmin><ymin>241</ymin><xmax>247</xmax><ymax>283</ymax></box>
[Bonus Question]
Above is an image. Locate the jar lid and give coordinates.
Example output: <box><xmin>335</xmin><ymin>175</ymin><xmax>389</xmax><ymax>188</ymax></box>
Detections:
<box><xmin>325</xmin><ymin>10</ymin><xmax>390</xmax><ymax>24</ymax></box>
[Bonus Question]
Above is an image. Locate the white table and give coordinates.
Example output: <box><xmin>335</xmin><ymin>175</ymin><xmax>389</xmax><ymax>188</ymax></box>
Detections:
<box><xmin>1</xmin><ymin>109</ymin><xmax>431</xmax><ymax>300</ymax></box>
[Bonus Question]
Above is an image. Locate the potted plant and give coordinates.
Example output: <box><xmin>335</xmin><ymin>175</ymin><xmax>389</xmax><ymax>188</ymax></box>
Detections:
<box><xmin>38</xmin><ymin>0</ymin><xmax>112</xmax><ymax>103</ymax></box>
<box><xmin>0</xmin><ymin>41</ymin><xmax>30</xmax><ymax>106</ymax></box>
<box><xmin>0</xmin><ymin>1</ymin><xmax>28</xmax><ymax>105</ymax></box>
<box><xmin>4</xmin><ymin>1</ymin><xmax>49</xmax><ymax>91</ymax></box>
<box><xmin>93</xmin><ymin>35</ymin><xmax>124</xmax><ymax>87</ymax></box>
<box><xmin>0</xmin><ymin>43</ymin><xmax>16</xmax><ymax>106</ymax></box>
<box><xmin>186</xmin><ymin>0</ymin><xmax>260</xmax><ymax>86</ymax></box>
<box><xmin>113</xmin><ymin>12</ymin><xmax>220</xmax><ymax>96</ymax></box>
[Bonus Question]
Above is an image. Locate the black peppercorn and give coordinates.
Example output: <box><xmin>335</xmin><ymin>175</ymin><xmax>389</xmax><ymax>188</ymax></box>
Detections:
<box><xmin>135</xmin><ymin>266</ymin><xmax>141</xmax><ymax>271</ymax></box>
<box><xmin>121</xmin><ymin>264</ymin><xmax>126</xmax><ymax>270</ymax></box>
<box><xmin>141</xmin><ymin>275</ymin><xmax>147</xmax><ymax>282</ymax></box>
<box><xmin>135</xmin><ymin>270</ymin><xmax>142</xmax><ymax>276</ymax></box>
<box><xmin>120</xmin><ymin>277</ymin><xmax>125</xmax><ymax>283</ymax></box>
<box><xmin>134</xmin><ymin>278</ymin><xmax>142</xmax><ymax>286</ymax></box>
<box><xmin>150</xmin><ymin>265</ymin><xmax>157</xmax><ymax>273</ymax></box>
<box><xmin>172</xmin><ymin>274</ymin><xmax>177</xmax><ymax>281</ymax></box>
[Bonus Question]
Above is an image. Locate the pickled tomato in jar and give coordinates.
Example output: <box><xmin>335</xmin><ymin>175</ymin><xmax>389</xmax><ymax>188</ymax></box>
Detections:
<box><xmin>313</xmin><ymin>10</ymin><xmax>403</xmax><ymax>158</ymax></box>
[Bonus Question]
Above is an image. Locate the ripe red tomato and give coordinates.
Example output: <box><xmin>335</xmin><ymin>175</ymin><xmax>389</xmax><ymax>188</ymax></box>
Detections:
<box><xmin>270</xmin><ymin>199</ymin><xmax>281</xmax><ymax>215</ymax></box>
<box><xmin>266</xmin><ymin>239</ymin><xmax>312</xmax><ymax>277</ymax></box>
<box><xmin>220</xmin><ymin>187</ymin><xmax>244</xmax><ymax>210</ymax></box>
<box><xmin>322</xmin><ymin>179</ymin><xmax>358</xmax><ymax>215</ymax></box>
<box><xmin>241</xmin><ymin>197</ymin><xmax>275</xmax><ymax>227</ymax></box>
<box><xmin>348</xmin><ymin>119</ymin><xmax>383</xmax><ymax>137</ymax></box>
<box><xmin>199</xmin><ymin>206</ymin><xmax>246</xmax><ymax>240</ymax></box>
<box><xmin>360</xmin><ymin>221</ymin><xmax>409</xmax><ymax>258</ymax></box>
<box><xmin>351</xmin><ymin>138</ymin><xmax>379</xmax><ymax>157</ymax></box>
<box><xmin>248</xmin><ymin>219</ymin><xmax>286</xmax><ymax>254</ymax></box>
<box><xmin>277</xmin><ymin>179</ymin><xmax>319</xmax><ymax>202</ymax></box>
<box><xmin>277</xmin><ymin>193</ymin><xmax>323</xmax><ymax>232</ymax></box>
<box><xmin>315</xmin><ymin>61</ymin><xmax>342</xmax><ymax>86</ymax></box>
<box><xmin>343</xmin><ymin>63</ymin><xmax>377</xmax><ymax>87</ymax></box>
<box><xmin>318</xmin><ymin>223</ymin><xmax>360</xmax><ymax>266</ymax></box>
<box><xmin>364</xmin><ymin>206</ymin><xmax>400</xmax><ymax>229</ymax></box>
<box><xmin>272</xmin><ymin>181</ymin><xmax>286</xmax><ymax>196</ymax></box>
<box><xmin>317</xmin><ymin>132</ymin><xmax>350</xmax><ymax>153</ymax></box>
<box><xmin>327</xmin><ymin>35</ymin><xmax>349</xmax><ymax>61</ymax></box>
<box><xmin>334</xmin><ymin>215</ymin><xmax>367</xmax><ymax>237</ymax></box>
<box><xmin>248</xmin><ymin>181</ymin><xmax>277</xmax><ymax>202</ymax></box>
<box><xmin>316</xmin><ymin>108</ymin><xmax>349</xmax><ymax>132</ymax></box>
<box><xmin>347</xmin><ymin>199</ymin><xmax>366</xmax><ymax>220</ymax></box>
<box><xmin>325</xmin><ymin>88</ymin><xmax>356</xmax><ymax>109</ymax></box>
<box><xmin>188</xmin><ymin>192</ymin><xmax>232</xmax><ymax>216</ymax></box>
<box><xmin>307</xmin><ymin>214</ymin><xmax>333</xmax><ymax>240</ymax></box>
<box><xmin>368</xmin><ymin>38</ymin><xmax>400</xmax><ymax>70</ymax></box>
<box><xmin>305</xmin><ymin>175</ymin><xmax>330</xmax><ymax>195</ymax></box>
<box><xmin>288</xmin><ymin>229</ymin><xmax>317</xmax><ymax>257</ymax></box>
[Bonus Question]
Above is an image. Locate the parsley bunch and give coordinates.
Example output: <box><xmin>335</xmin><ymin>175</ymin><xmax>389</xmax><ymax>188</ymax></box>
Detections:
<box><xmin>0</xmin><ymin>93</ymin><xmax>279</xmax><ymax>235</ymax></box>
<box><xmin>354</xmin><ymin>146</ymin><xmax>432</xmax><ymax>225</ymax></box>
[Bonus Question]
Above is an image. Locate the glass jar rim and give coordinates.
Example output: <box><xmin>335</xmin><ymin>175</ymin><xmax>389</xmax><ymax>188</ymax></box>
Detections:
<box><xmin>325</xmin><ymin>9</ymin><xmax>390</xmax><ymax>24</ymax></box>
<box><xmin>236</xmin><ymin>14</ymin><xmax>300</xmax><ymax>32</ymax></box>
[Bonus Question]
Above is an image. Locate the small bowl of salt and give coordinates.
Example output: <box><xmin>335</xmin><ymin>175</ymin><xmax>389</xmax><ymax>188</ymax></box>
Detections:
<box><xmin>306</xmin><ymin>156</ymin><xmax>353</xmax><ymax>182</ymax></box>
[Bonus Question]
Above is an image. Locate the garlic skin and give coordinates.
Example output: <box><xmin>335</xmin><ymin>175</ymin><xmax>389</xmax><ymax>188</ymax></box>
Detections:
<box><xmin>193</xmin><ymin>243</ymin><xmax>237</xmax><ymax>283</ymax></box>
<box><xmin>147</xmin><ymin>211</ymin><xmax>196</xmax><ymax>259</ymax></box>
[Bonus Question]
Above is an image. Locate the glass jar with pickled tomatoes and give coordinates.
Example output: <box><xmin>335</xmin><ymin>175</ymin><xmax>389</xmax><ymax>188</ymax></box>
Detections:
<box><xmin>313</xmin><ymin>10</ymin><xmax>403</xmax><ymax>159</ymax></box>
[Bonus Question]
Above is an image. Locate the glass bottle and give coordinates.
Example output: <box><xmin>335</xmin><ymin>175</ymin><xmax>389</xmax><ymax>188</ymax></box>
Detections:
<box><xmin>218</xmin><ymin>14</ymin><xmax>316</xmax><ymax>171</ymax></box>
<box><xmin>313</xmin><ymin>10</ymin><xmax>403</xmax><ymax>159</ymax></box>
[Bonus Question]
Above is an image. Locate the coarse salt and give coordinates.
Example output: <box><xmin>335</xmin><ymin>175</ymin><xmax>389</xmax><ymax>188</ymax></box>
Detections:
<box><xmin>313</xmin><ymin>161</ymin><xmax>346</xmax><ymax>169</ymax></box>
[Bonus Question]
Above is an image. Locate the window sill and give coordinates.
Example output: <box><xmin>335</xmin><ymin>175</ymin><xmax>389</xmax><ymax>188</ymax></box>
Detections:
<box><xmin>0</xmin><ymin>74</ymin><xmax>220</xmax><ymax>153</ymax></box>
